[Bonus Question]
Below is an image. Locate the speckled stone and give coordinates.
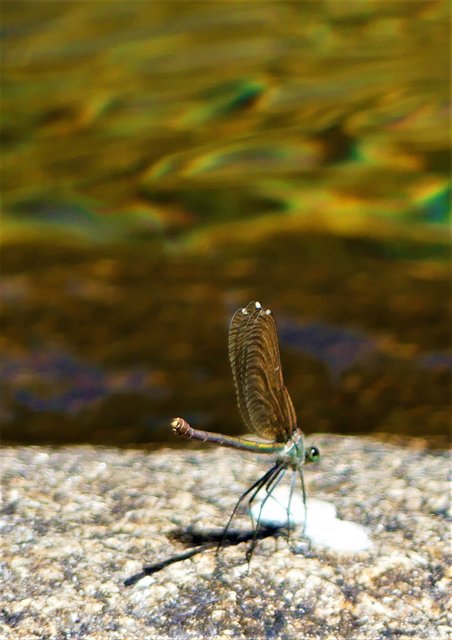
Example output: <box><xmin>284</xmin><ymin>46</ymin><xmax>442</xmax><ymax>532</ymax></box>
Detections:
<box><xmin>1</xmin><ymin>436</ymin><xmax>450</xmax><ymax>639</ymax></box>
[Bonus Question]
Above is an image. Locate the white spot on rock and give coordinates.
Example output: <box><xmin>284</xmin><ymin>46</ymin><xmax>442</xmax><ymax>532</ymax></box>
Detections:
<box><xmin>250</xmin><ymin>487</ymin><xmax>372</xmax><ymax>553</ymax></box>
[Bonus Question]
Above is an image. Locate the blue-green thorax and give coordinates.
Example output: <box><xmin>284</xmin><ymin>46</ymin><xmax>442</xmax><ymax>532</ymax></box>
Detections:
<box><xmin>277</xmin><ymin>429</ymin><xmax>306</xmax><ymax>469</ymax></box>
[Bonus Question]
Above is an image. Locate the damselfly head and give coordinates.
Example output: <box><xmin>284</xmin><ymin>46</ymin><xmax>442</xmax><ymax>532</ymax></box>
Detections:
<box><xmin>305</xmin><ymin>446</ymin><xmax>320</xmax><ymax>463</ymax></box>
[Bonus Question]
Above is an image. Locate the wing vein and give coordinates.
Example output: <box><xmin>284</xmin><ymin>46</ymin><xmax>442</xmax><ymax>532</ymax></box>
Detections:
<box><xmin>228</xmin><ymin>301</ymin><xmax>297</xmax><ymax>442</ymax></box>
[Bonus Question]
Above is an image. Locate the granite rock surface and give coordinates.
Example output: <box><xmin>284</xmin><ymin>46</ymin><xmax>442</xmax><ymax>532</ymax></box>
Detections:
<box><xmin>1</xmin><ymin>436</ymin><xmax>450</xmax><ymax>639</ymax></box>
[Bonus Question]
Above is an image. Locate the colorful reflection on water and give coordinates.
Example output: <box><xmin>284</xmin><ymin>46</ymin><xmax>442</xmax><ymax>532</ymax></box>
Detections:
<box><xmin>1</xmin><ymin>2</ymin><xmax>450</xmax><ymax>445</ymax></box>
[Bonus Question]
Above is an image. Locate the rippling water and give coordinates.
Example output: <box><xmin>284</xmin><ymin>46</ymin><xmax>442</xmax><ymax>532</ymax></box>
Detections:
<box><xmin>1</xmin><ymin>2</ymin><xmax>450</xmax><ymax>445</ymax></box>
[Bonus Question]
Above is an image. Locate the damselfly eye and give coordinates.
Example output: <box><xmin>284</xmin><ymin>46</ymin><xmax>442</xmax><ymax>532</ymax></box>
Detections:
<box><xmin>306</xmin><ymin>446</ymin><xmax>320</xmax><ymax>463</ymax></box>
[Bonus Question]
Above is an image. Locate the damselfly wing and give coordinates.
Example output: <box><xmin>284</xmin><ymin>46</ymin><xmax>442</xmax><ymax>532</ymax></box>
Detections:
<box><xmin>228</xmin><ymin>301</ymin><xmax>297</xmax><ymax>442</ymax></box>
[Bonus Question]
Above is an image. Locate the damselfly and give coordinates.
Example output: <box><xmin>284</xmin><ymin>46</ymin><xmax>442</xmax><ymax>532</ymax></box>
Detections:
<box><xmin>171</xmin><ymin>301</ymin><xmax>319</xmax><ymax>560</ymax></box>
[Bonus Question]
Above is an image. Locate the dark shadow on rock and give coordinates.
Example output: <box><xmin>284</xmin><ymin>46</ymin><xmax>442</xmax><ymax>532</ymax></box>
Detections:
<box><xmin>124</xmin><ymin>524</ymin><xmax>283</xmax><ymax>587</ymax></box>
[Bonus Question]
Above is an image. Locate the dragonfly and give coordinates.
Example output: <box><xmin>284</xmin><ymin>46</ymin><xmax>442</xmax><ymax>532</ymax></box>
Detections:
<box><xmin>171</xmin><ymin>300</ymin><xmax>320</xmax><ymax>560</ymax></box>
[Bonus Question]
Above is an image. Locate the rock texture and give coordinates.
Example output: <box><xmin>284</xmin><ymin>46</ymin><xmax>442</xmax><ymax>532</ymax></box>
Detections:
<box><xmin>1</xmin><ymin>436</ymin><xmax>450</xmax><ymax>639</ymax></box>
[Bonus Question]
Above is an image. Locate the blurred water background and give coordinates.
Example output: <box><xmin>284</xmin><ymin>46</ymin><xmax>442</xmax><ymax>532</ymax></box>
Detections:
<box><xmin>1</xmin><ymin>1</ymin><xmax>450</xmax><ymax>446</ymax></box>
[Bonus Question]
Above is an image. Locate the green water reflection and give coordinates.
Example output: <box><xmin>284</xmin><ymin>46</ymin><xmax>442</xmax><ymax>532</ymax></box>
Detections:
<box><xmin>1</xmin><ymin>2</ymin><xmax>450</xmax><ymax>445</ymax></box>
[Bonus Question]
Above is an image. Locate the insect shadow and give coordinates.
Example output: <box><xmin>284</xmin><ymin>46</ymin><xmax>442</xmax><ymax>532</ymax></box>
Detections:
<box><xmin>124</xmin><ymin>524</ymin><xmax>286</xmax><ymax>587</ymax></box>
